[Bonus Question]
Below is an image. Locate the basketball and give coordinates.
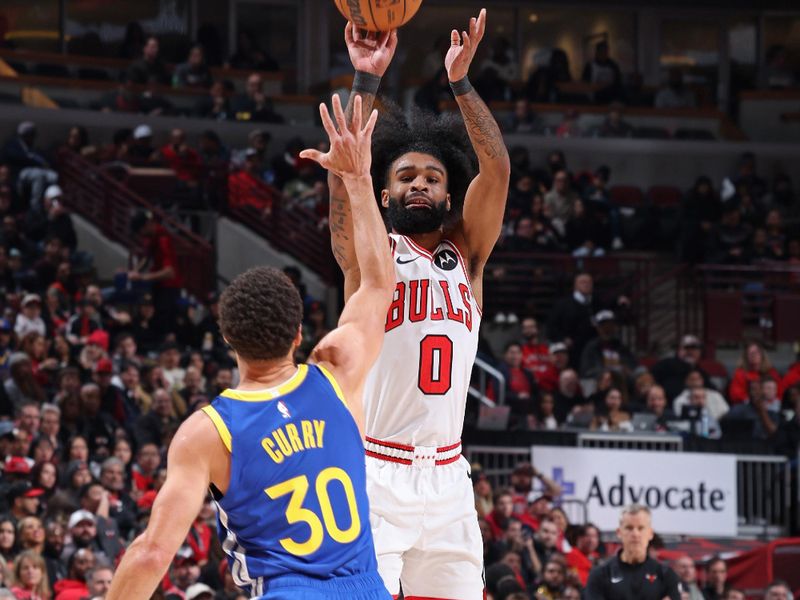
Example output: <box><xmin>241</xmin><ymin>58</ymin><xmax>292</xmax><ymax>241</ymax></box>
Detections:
<box><xmin>333</xmin><ymin>0</ymin><xmax>423</xmax><ymax>32</ymax></box>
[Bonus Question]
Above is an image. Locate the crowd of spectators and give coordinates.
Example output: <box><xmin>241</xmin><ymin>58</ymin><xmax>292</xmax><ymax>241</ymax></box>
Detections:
<box><xmin>495</xmin><ymin>146</ymin><xmax>798</xmax><ymax>260</ymax></box>
<box><xmin>0</xmin><ymin>117</ymin><xmax>327</xmax><ymax>598</ymax></box>
<box><xmin>472</xmin><ymin>270</ymin><xmax>800</xmax><ymax>458</ymax></box>
<box><xmin>473</xmin><ymin>463</ymin><xmax>797</xmax><ymax>599</ymax></box>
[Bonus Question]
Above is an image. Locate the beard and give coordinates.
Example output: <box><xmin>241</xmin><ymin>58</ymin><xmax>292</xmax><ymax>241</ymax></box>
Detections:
<box><xmin>386</xmin><ymin>195</ymin><xmax>448</xmax><ymax>235</ymax></box>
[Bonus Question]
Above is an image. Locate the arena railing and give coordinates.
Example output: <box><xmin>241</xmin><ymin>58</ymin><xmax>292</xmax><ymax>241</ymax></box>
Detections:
<box><xmin>57</xmin><ymin>150</ymin><xmax>216</xmax><ymax>299</ymax></box>
<box><xmin>465</xmin><ymin>442</ymin><xmax>793</xmax><ymax>537</ymax></box>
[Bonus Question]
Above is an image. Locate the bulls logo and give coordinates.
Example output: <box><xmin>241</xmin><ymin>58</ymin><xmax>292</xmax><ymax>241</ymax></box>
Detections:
<box><xmin>644</xmin><ymin>574</ymin><xmax>658</xmax><ymax>583</ymax></box>
<box><xmin>434</xmin><ymin>249</ymin><xmax>458</xmax><ymax>271</ymax></box>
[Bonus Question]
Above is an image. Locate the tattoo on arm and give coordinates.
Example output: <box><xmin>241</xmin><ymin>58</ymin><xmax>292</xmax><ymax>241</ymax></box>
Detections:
<box><xmin>330</xmin><ymin>196</ymin><xmax>352</xmax><ymax>269</ymax></box>
<box><xmin>456</xmin><ymin>91</ymin><xmax>508</xmax><ymax>162</ymax></box>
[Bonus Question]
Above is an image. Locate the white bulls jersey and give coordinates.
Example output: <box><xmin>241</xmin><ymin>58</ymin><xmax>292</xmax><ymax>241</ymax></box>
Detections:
<box><xmin>362</xmin><ymin>233</ymin><xmax>481</xmax><ymax>446</ymax></box>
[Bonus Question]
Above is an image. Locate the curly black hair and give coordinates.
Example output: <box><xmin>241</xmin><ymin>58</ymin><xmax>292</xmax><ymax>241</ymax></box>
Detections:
<box><xmin>371</xmin><ymin>102</ymin><xmax>477</xmax><ymax>222</ymax></box>
<box><xmin>219</xmin><ymin>267</ymin><xmax>302</xmax><ymax>361</ymax></box>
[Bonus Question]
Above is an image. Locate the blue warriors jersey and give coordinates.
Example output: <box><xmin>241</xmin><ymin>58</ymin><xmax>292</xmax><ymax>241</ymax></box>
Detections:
<box><xmin>202</xmin><ymin>364</ymin><xmax>386</xmax><ymax>598</ymax></box>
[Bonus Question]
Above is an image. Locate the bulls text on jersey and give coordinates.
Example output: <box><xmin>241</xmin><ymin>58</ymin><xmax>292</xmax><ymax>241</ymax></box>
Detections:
<box><xmin>385</xmin><ymin>279</ymin><xmax>473</xmax><ymax>333</ymax></box>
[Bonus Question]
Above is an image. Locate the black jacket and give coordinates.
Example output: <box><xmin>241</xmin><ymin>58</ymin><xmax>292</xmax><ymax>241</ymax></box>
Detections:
<box><xmin>586</xmin><ymin>552</ymin><xmax>681</xmax><ymax>600</ymax></box>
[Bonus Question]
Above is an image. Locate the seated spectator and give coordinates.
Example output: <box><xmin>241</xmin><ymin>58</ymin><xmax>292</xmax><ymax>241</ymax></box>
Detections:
<box><xmin>533</xmin><ymin>392</ymin><xmax>560</xmax><ymax>430</ymax></box>
<box><xmin>673</xmin><ymin>369</ymin><xmax>729</xmax><ymax>420</ymax></box>
<box><xmin>526</xmin><ymin>48</ymin><xmax>572</xmax><ymax>103</ymax></box>
<box><xmin>15</xmin><ymin>294</ymin><xmax>46</xmax><ymax>338</ymax></box>
<box><xmin>702</xmin><ymin>556</ymin><xmax>729</xmax><ymax>600</ymax></box>
<box><xmin>476</xmin><ymin>37</ymin><xmax>518</xmax><ymax>102</ymax></box>
<box><xmin>227</xmin><ymin>150</ymin><xmax>274</xmax><ymax>217</ymax></box>
<box><xmin>485</xmin><ymin>518</ymin><xmax>539</xmax><ymax>586</ymax></box>
<box><xmin>127</xmin><ymin>36</ymin><xmax>169</xmax><ymax>86</ymax></box>
<box><xmin>763</xmin><ymin>209</ymin><xmax>787</xmax><ymax>260</ymax></box>
<box><xmin>555</xmin><ymin>109</ymin><xmax>583</xmax><ymax>138</ymax></box>
<box><xmin>579</xmin><ymin>311</ymin><xmax>637</xmax><ymax>379</ymax></box>
<box><xmin>763</xmin><ymin>580</ymin><xmax>793</xmax><ymax>600</ymax></box>
<box><xmin>54</xmin><ymin>547</ymin><xmax>94</xmax><ymax>599</ymax></box>
<box><xmin>565</xmin><ymin>198</ymin><xmax>611</xmax><ymax>257</ymax></box>
<box><xmin>724</xmin><ymin>379</ymin><xmax>780</xmax><ymax>439</ymax></box>
<box><xmin>2</xmin><ymin>121</ymin><xmax>58</xmax><ymax>211</ymax></box>
<box><xmin>231</xmin><ymin>74</ymin><xmax>284</xmax><ymax>123</ymax></box>
<box><xmin>544</xmin><ymin>170</ymin><xmax>577</xmax><ymax>236</ymax></box>
<box><xmin>673</xmin><ymin>556</ymin><xmax>704</xmax><ymax>600</ymax></box>
<box><xmin>504</xmin><ymin>99</ymin><xmax>544</xmax><ymax>134</ymax></box>
<box><xmin>499</xmin><ymin>342</ymin><xmax>539</xmax><ymax>428</ymax></box>
<box><xmin>503</xmin><ymin>216</ymin><xmax>537</xmax><ymax>252</ymax></box>
<box><xmin>655</xmin><ymin>68</ymin><xmax>696</xmax><ymax>109</ymax></box>
<box><xmin>590</xmin><ymin>387</ymin><xmax>632</xmax><ymax>431</ymax></box>
<box><xmin>530</xmin><ymin>515</ymin><xmax>560</xmax><ymax>568</ymax></box>
<box><xmin>729</xmin><ymin>341</ymin><xmax>783</xmax><ymax>404</ymax></box>
<box><xmin>593</xmin><ymin>104</ymin><xmax>634</xmax><ymax>138</ymax></box>
<box><xmin>534</xmin><ymin>558</ymin><xmax>567</xmax><ymax>599</ymax></box>
<box><xmin>566</xmin><ymin>523</ymin><xmax>600</xmax><ymax>587</ymax></box>
<box><xmin>644</xmin><ymin>384</ymin><xmax>677</xmax><ymax>430</ymax></box>
<box><xmin>473</xmin><ymin>468</ymin><xmax>493</xmax><ymax>519</ymax></box>
<box><xmin>156</xmin><ymin>129</ymin><xmax>202</xmax><ymax>183</ymax></box>
<box><xmin>762</xmin><ymin>377</ymin><xmax>782</xmax><ymax>413</ymax></box>
<box><xmin>520</xmin><ymin>317</ymin><xmax>559</xmax><ymax>392</ymax></box>
<box><xmin>509</xmin><ymin>462</ymin><xmax>560</xmax><ymax>517</ymax></box>
<box><xmin>679</xmin><ymin>176</ymin><xmax>722</xmax><ymax>263</ymax></box>
<box><xmin>581</xmin><ymin>166</ymin><xmax>622</xmax><ymax>250</ymax></box>
<box><xmin>772</xmin><ymin>385</ymin><xmax>800</xmax><ymax>457</ymax></box>
<box><xmin>11</xmin><ymin>550</ymin><xmax>51</xmax><ymax>600</ymax></box>
<box><xmin>231</xmin><ymin>129</ymin><xmax>271</xmax><ymax>174</ymax></box>
<box><xmin>781</xmin><ymin>347</ymin><xmax>800</xmax><ymax>393</ymax></box>
<box><xmin>99</xmin><ymin>74</ymin><xmax>143</xmax><ymax>114</ymax></box>
<box><xmin>173</xmin><ymin>45</ymin><xmax>213</xmax><ymax>89</ymax></box>
<box><xmin>705</xmin><ymin>200</ymin><xmax>753</xmax><ymax>264</ymax></box>
<box><xmin>228</xmin><ymin>30</ymin><xmax>279</xmax><ymax>72</ymax></box>
<box><xmin>651</xmin><ymin>334</ymin><xmax>710</xmax><ymax>401</ymax></box>
<box><xmin>553</xmin><ymin>369</ymin><xmax>586</xmax><ymax>423</ymax></box>
<box><xmin>581</xmin><ymin>41</ymin><xmax>622</xmax><ymax>104</ymax></box>
<box><xmin>732</xmin><ymin>152</ymin><xmax>767</xmax><ymax>203</ymax></box>
<box><xmin>486</xmin><ymin>488</ymin><xmax>514</xmax><ymax>539</ymax></box>
<box><xmin>193</xmin><ymin>80</ymin><xmax>234</xmax><ymax>121</ymax></box>
<box><xmin>682</xmin><ymin>388</ymin><xmax>722</xmax><ymax>438</ymax></box>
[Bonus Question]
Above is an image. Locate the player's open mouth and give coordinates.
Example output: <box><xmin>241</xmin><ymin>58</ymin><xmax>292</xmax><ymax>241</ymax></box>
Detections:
<box><xmin>405</xmin><ymin>194</ymin><xmax>432</xmax><ymax>209</ymax></box>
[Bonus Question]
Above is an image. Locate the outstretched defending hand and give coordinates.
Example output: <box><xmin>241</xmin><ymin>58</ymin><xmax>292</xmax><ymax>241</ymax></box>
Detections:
<box><xmin>444</xmin><ymin>7</ymin><xmax>486</xmax><ymax>82</ymax></box>
<box><xmin>345</xmin><ymin>22</ymin><xmax>398</xmax><ymax>77</ymax></box>
<box><xmin>300</xmin><ymin>94</ymin><xmax>378</xmax><ymax>181</ymax></box>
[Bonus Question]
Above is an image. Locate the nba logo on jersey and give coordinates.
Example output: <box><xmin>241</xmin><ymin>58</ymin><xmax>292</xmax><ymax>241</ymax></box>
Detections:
<box><xmin>277</xmin><ymin>401</ymin><xmax>291</xmax><ymax>419</ymax></box>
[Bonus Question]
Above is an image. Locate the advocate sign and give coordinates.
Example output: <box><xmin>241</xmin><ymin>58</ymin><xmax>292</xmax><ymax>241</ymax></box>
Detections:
<box><xmin>531</xmin><ymin>446</ymin><xmax>738</xmax><ymax>536</ymax></box>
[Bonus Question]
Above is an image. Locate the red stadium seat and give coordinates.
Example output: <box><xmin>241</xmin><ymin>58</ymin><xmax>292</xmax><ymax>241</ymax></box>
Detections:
<box><xmin>647</xmin><ymin>185</ymin><xmax>683</xmax><ymax>208</ymax></box>
<box><xmin>610</xmin><ymin>185</ymin><xmax>645</xmax><ymax>208</ymax></box>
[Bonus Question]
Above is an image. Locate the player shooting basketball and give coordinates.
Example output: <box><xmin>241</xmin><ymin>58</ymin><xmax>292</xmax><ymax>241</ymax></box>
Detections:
<box><xmin>314</xmin><ymin>8</ymin><xmax>510</xmax><ymax>599</ymax></box>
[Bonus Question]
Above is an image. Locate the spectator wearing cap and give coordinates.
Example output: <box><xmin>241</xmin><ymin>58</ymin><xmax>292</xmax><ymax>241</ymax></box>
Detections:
<box><xmin>165</xmin><ymin>546</ymin><xmax>201</xmax><ymax>599</ymax></box>
<box><xmin>651</xmin><ymin>334</ymin><xmax>713</xmax><ymax>401</ymax></box>
<box><xmin>579</xmin><ymin>310</ymin><xmax>637</xmax><ymax>379</ymax></box>
<box><xmin>8</xmin><ymin>481</ymin><xmax>44</xmax><ymax>522</ymax></box>
<box><xmin>520</xmin><ymin>491</ymin><xmax>554</xmax><ymax>533</ymax></box>
<box><xmin>3</xmin><ymin>454</ymin><xmax>33</xmax><ymax>488</ymax></box>
<box><xmin>128</xmin><ymin>211</ymin><xmax>183</xmax><ymax>332</ymax></box>
<box><xmin>76</xmin><ymin>483</ymin><xmax>124</xmax><ymax>560</ymax></box>
<box><xmin>729</xmin><ymin>341</ymin><xmax>783</xmax><ymax>405</ymax></box>
<box><xmin>65</xmin><ymin>300</ymin><xmax>102</xmax><ymax>348</ymax></box>
<box><xmin>2</xmin><ymin>121</ymin><xmax>58</xmax><ymax>210</ymax></box>
<box><xmin>15</xmin><ymin>294</ymin><xmax>46</xmax><ymax>338</ymax></box>
<box><xmin>41</xmin><ymin>185</ymin><xmax>77</xmax><ymax>253</ymax></box>
<box><xmin>61</xmin><ymin>508</ymin><xmax>118</xmax><ymax>567</ymax></box>
<box><xmin>509</xmin><ymin>462</ymin><xmax>562</xmax><ymax>518</ymax></box>
<box><xmin>673</xmin><ymin>369</ymin><xmax>729</xmax><ymax>420</ymax></box>
<box><xmin>185</xmin><ymin>582</ymin><xmax>214</xmax><ymax>600</ymax></box>
<box><xmin>53</xmin><ymin>547</ymin><xmax>94</xmax><ymax>600</ymax></box>
<box><xmin>227</xmin><ymin>147</ymin><xmax>275</xmax><ymax>217</ymax></box>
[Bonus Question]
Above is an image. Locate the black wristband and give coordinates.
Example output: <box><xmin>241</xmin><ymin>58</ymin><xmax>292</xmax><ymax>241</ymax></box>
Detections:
<box><xmin>449</xmin><ymin>76</ymin><xmax>473</xmax><ymax>96</ymax></box>
<box><xmin>352</xmin><ymin>70</ymin><xmax>381</xmax><ymax>95</ymax></box>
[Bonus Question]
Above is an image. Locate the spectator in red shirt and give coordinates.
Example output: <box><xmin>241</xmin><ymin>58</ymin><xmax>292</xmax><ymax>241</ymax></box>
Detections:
<box><xmin>729</xmin><ymin>341</ymin><xmax>783</xmax><ymax>404</ymax></box>
<box><xmin>520</xmin><ymin>317</ymin><xmax>560</xmax><ymax>391</ymax></box>
<box><xmin>129</xmin><ymin>210</ymin><xmax>184</xmax><ymax>332</ymax></box>
<box><xmin>157</xmin><ymin>129</ymin><xmax>202</xmax><ymax>183</ymax></box>
<box><xmin>566</xmin><ymin>523</ymin><xmax>600</xmax><ymax>586</ymax></box>
<box><xmin>227</xmin><ymin>149</ymin><xmax>274</xmax><ymax>217</ymax></box>
<box><xmin>781</xmin><ymin>346</ymin><xmax>800</xmax><ymax>393</ymax></box>
<box><xmin>485</xmin><ymin>488</ymin><xmax>514</xmax><ymax>539</ymax></box>
<box><xmin>53</xmin><ymin>548</ymin><xmax>93</xmax><ymax>600</ymax></box>
<box><xmin>131</xmin><ymin>442</ymin><xmax>161</xmax><ymax>494</ymax></box>
<box><xmin>499</xmin><ymin>342</ymin><xmax>540</xmax><ymax>428</ymax></box>
<box><xmin>520</xmin><ymin>492</ymin><xmax>553</xmax><ymax>533</ymax></box>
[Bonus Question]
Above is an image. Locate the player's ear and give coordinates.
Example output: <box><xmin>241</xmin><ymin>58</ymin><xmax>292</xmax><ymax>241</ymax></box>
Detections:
<box><xmin>294</xmin><ymin>326</ymin><xmax>303</xmax><ymax>347</ymax></box>
<box><xmin>446</xmin><ymin>193</ymin><xmax>451</xmax><ymax>212</ymax></box>
<box><xmin>381</xmin><ymin>189</ymin><xmax>390</xmax><ymax>208</ymax></box>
